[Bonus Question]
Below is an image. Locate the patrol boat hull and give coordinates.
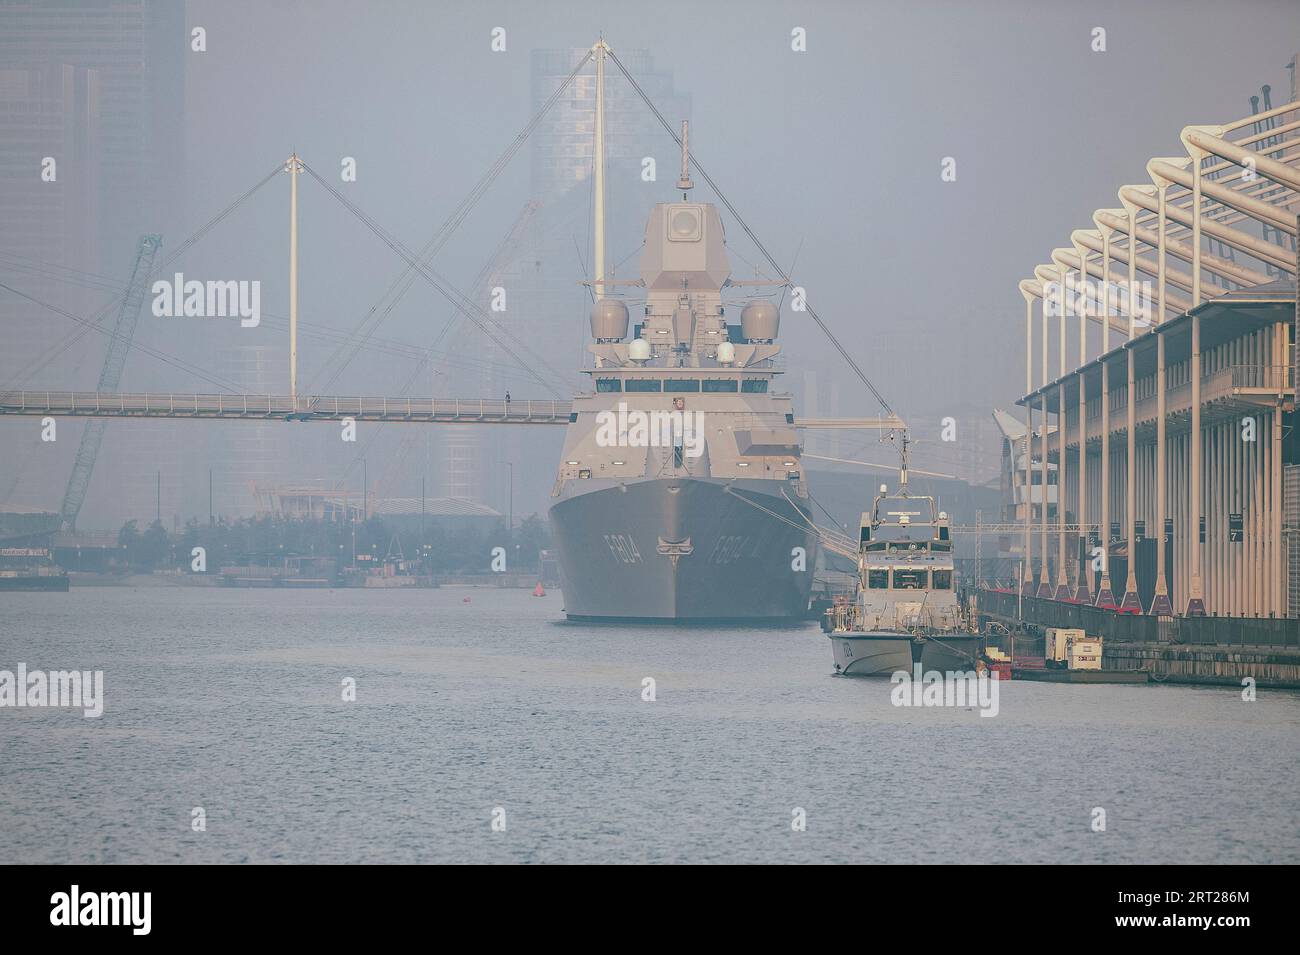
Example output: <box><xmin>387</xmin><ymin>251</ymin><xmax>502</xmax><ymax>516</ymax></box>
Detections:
<box><xmin>829</xmin><ymin>632</ymin><xmax>982</xmax><ymax>676</ymax></box>
<box><xmin>550</xmin><ymin>476</ymin><xmax>816</xmax><ymax>621</ymax></box>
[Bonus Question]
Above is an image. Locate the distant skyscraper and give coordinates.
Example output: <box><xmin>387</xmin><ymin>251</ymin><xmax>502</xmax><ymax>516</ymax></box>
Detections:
<box><xmin>0</xmin><ymin>0</ymin><xmax>187</xmax><ymax>525</ymax></box>
<box><xmin>0</xmin><ymin>61</ymin><xmax>102</xmax><ymax>374</ymax></box>
<box><xmin>0</xmin><ymin>0</ymin><xmax>186</xmax><ymax>270</ymax></box>
<box><xmin>530</xmin><ymin>48</ymin><xmax>692</xmax><ymax>200</ymax></box>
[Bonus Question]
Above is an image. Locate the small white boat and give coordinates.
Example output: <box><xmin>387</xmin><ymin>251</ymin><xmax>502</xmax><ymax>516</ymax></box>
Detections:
<box><xmin>821</xmin><ymin>438</ymin><xmax>982</xmax><ymax>677</ymax></box>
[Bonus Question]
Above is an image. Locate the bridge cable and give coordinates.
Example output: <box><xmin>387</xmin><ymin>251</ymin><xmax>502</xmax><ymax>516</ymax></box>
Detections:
<box><xmin>300</xmin><ymin>166</ymin><xmax>574</xmax><ymax>397</ymax></box>
<box><xmin>308</xmin><ymin>49</ymin><xmax>594</xmax><ymax>394</ymax></box>
<box><xmin>3</xmin><ymin>162</ymin><xmax>284</xmax><ymax>393</ymax></box>
<box><xmin>0</xmin><ymin>280</ymin><xmax>252</xmax><ymax>394</ymax></box>
<box><xmin>300</xmin><ymin>160</ymin><xmax>568</xmax><ymax>396</ymax></box>
<box><xmin>0</xmin><ymin>257</ymin><xmax>534</xmax><ymax>380</ymax></box>
<box><xmin>298</xmin><ymin>160</ymin><xmax>566</xmax><ymax>398</ymax></box>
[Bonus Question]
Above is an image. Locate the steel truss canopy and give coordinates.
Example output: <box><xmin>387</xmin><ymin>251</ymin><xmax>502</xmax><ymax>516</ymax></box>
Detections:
<box><xmin>1011</xmin><ymin>94</ymin><xmax>1299</xmax><ymax>620</ymax></box>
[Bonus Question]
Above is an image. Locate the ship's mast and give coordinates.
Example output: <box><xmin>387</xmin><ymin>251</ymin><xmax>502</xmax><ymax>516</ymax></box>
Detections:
<box><xmin>593</xmin><ymin>38</ymin><xmax>608</xmax><ymax>297</ymax></box>
<box><xmin>677</xmin><ymin>120</ymin><xmax>694</xmax><ymax>198</ymax></box>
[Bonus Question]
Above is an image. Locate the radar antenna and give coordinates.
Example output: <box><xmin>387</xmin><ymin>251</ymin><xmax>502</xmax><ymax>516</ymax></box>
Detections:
<box><xmin>676</xmin><ymin>120</ymin><xmax>694</xmax><ymax>198</ymax></box>
<box><xmin>899</xmin><ymin>432</ymin><xmax>910</xmax><ymax>492</ymax></box>
<box><xmin>882</xmin><ymin>429</ymin><xmax>912</xmax><ymax>495</ymax></box>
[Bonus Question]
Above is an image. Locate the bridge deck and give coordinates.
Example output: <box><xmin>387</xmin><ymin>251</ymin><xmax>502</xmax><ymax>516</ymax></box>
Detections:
<box><xmin>0</xmin><ymin>391</ymin><xmax>905</xmax><ymax>430</ymax></box>
<box><xmin>0</xmin><ymin>391</ymin><xmax>573</xmax><ymax>424</ymax></box>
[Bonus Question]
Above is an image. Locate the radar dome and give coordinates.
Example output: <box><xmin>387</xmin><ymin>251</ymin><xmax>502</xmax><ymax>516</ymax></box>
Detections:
<box><xmin>628</xmin><ymin>337</ymin><xmax>651</xmax><ymax>362</ymax></box>
<box><xmin>741</xmin><ymin>301</ymin><xmax>779</xmax><ymax>342</ymax></box>
<box><xmin>590</xmin><ymin>298</ymin><xmax>629</xmax><ymax>341</ymax></box>
<box><xmin>716</xmin><ymin>341</ymin><xmax>736</xmax><ymax>364</ymax></box>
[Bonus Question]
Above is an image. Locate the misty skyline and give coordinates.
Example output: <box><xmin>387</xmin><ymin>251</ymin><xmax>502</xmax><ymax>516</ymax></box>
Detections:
<box><xmin>3</xmin><ymin>0</ymin><xmax>1298</xmax><ymax>525</ymax></box>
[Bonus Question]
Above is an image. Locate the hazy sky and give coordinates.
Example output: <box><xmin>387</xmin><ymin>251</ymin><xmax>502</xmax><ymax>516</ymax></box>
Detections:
<box><xmin>179</xmin><ymin>0</ymin><xmax>1299</xmax><ymax>455</ymax></box>
<box><xmin>7</xmin><ymin>0</ymin><xmax>1299</xmax><ymax>520</ymax></box>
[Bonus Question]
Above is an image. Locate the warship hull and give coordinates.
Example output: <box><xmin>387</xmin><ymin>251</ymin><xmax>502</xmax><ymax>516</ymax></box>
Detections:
<box><xmin>550</xmin><ymin>477</ymin><xmax>816</xmax><ymax>621</ymax></box>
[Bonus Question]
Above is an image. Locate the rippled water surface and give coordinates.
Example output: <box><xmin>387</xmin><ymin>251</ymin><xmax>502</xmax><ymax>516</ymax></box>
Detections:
<box><xmin>2</xmin><ymin>586</ymin><xmax>1297</xmax><ymax>864</ymax></box>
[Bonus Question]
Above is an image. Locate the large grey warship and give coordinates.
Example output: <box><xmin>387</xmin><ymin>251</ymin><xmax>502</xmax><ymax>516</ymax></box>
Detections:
<box><xmin>548</xmin><ymin>111</ymin><xmax>816</xmax><ymax>621</ymax></box>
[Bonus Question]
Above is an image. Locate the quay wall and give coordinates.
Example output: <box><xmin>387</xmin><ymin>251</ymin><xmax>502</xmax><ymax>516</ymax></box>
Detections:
<box><xmin>1103</xmin><ymin>643</ymin><xmax>1300</xmax><ymax>689</ymax></box>
<box><xmin>978</xmin><ymin>589</ymin><xmax>1298</xmax><ymax>647</ymax></box>
<box><xmin>978</xmin><ymin>587</ymin><xmax>1300</xmax><ymax>687</ymax></box>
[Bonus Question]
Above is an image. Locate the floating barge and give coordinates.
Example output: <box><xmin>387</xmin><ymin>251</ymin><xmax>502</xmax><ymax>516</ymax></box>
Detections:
<box><xmin>0</xmin><ymin>546</ymin><xmax>69</xmax><ymax>591</ymax></box>
<box><xmin>0</xmin><ymin>571</ymin><xmax>70</xmax><ymax>592</ymax></box>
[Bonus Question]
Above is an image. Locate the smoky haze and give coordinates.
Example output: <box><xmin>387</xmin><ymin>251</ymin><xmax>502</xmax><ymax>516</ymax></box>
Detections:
<box><xmin>2</xmin><ymin>0</ymin><xmax>1297</xmax><ymax>525</ymax></box>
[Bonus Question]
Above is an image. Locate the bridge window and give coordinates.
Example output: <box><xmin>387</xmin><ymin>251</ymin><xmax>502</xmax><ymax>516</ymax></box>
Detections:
<box><xmin>868</xmin><ymin>569</ymin><xmax>889</xmax><ymax>589</ymax></box>
<box><xmin>664</xmin><ymin>379</ymin><xmax>700</xmax><ymax>392</ymax></box>
<box><xmin>892</xmin><ymin>568</ymin><xmax>928</xmax><ymax>590</ymax></box>
<box><xmin>933</xmin><ymin>570</ymin><xmax>953</xmax><ymax>590</ymax></box>
<box><xmin>596</xmin><ymin>378</ymin><xmax>622</xmax><ymax>392</ymax></box>
<box><xmin>702</xmin><ymin>379</ymin><xmax>738</xmax><ymax>393</ymax></box>
<box><xmin>741</xmin><ymin>379</ymin><xmax>769</xmax><ymax>393</ymax></box>
<box><xmin>625</xmin><ymin>380</ymin><xmax>661</xmax><ymax>392</ymax></box>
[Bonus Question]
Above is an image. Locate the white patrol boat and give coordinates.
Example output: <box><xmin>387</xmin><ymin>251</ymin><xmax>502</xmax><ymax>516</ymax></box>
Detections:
<box><xmin>821</xmin><ymin>440</ymin><xmax>982</xmax><ymax>676</ymax></box>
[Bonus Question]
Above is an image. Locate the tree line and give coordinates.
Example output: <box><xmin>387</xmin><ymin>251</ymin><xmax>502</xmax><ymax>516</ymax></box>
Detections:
<box><xmin>113</xmin><ymin>514</ymin><xmax>551</xmax><ymax>575</ymax></box>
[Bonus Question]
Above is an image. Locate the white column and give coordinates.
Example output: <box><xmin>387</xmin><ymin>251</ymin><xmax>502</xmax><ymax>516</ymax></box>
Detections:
<box><xmin>1074</xmin><ymin>243</ymin><xmax>1090</xmax><ymax>601</ymax></box>
<box><xmin>1020</xmin><ymin>282</ymin><xmax>1038</xmax><ymax>592</ymax></box>
<box><xmin>1040</xmin><ymin>393</ymin><xmax>1050</xmax><ymax>596</ymax></box>
<box><xmin>1121</xmin><ymin>344</ymin><xmax>1140</xmax><ymax>610</ymax></box>
<box><xmin>286</xmin><ymin>152</ymin><xmax>302</xmax><ymax>406</ymax></box>
<box><xmin>1181</xmin><ymin>138</ymin><xmax>1208</xmax><ymax>615</ymax></box>
<box><xmin>1097</xmin><ymin>357</ymin><xmax>1114</xmax><ymax>607</ymax></box>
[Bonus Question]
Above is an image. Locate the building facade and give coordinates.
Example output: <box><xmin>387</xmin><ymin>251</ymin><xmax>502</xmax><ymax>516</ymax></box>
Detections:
<box><xmin>1015</xmin><ymin>95</ymin><xmax>1298</xmax><ymax>619</ymax></box>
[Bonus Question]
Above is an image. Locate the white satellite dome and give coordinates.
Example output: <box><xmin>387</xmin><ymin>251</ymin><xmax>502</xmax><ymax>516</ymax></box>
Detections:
<box><xmin>716</xmin><ymin>341</ymin><xmax>736</xmax><ymax>364</ymax></box>
<box><xmin>628</xmin><ymin>337</ymin><xmax>651</xmax><ymax>362</ymax></box>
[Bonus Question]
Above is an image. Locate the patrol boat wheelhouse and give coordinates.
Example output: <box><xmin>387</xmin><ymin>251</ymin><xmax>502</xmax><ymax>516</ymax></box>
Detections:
<box><xmin>822</xmin><ymin>445</ymin><xmax>981</xmax><ymax>674</ymax></box>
